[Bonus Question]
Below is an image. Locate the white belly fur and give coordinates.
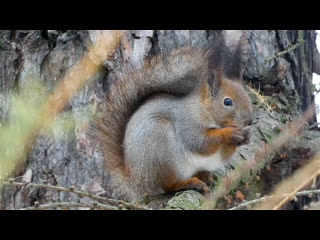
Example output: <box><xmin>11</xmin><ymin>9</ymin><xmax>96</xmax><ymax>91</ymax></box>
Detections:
<box><xmin>181</xmin><ymin>148</ymin><xmax>225</xmax><ymax>180</ymax></box>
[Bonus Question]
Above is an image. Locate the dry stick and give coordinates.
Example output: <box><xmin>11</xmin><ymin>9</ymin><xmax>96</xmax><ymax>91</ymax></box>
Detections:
<box><xmin>3</xmin><ymin>181</ymin><xmax>151</xmax><ymax>210</ymax></box>
<box><xmin>229</xmin><ymin>189</ymin><xmax>320</xmax><ymax>210</ymax></box>
<box><xmin>272</xmin><ymin>170</ymin><xmax>320</xmax><ymax>210</ymax></box>
<box><xmin>20</xmin><ymin>201</ymin><xmax>118</xmax><ymax>210</ymax></box>
<box><xmin>202</xmin><ymin>104</ymin><xmax>316</xmax><ymax>210</ymax></box>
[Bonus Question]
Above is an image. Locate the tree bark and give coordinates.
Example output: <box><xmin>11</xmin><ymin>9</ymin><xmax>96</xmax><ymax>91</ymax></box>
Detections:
<box><xmin>0</xmin><ymin>30</ymin><xmax>319</xmax><ymax>210</ymax></box>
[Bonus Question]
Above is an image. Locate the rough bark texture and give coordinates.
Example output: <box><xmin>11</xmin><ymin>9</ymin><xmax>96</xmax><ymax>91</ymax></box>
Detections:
<box><xmin>0</xmin><ymin>30</ymin><xmax>319</xmax><ymax>210</ymax></box>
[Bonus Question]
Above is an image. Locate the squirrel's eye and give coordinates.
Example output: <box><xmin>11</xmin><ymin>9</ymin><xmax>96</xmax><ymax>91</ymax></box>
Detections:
<box><xmin>224</xmin><ymin>98</ymin><xmax>233</xmax><ymax>106</ymax></box>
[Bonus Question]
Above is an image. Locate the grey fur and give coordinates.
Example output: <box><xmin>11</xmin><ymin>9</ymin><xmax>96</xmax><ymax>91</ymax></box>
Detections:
<box><xmin>121</xmin><ymin>93</ymin><xmax>219</xmax><ymax>200</ymax></box>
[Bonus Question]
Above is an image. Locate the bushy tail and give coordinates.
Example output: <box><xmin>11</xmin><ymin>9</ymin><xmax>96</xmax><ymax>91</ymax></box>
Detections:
<box><xmin>88</xmin><ymin>46</ymin><xmax>210</xmax><ymax>173</ymax></box>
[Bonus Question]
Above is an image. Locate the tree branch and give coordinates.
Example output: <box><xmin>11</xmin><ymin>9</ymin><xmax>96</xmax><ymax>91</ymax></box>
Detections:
<box><xmin>3</xmin><ymin>180</ymin><xmax>151</xmax><ymax>210</ymax></box>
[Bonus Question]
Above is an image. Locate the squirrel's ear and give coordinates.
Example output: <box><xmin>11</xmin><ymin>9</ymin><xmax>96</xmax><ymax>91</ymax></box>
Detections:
<box><xmin>207</xmin><ymin>68</ymin><xmax>223</xmax><ymax>96</ymax></box>
<box><xmin>206</xmin><ymin>35</ymin><xmax>225</xmax><ymax>95</ymax></box>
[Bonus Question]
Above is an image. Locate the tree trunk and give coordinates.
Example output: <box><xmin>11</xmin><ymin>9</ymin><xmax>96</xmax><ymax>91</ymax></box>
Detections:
<box><xmin>0</xmin><ymin>30</ymin><xmax>319</xmax><ymax>210</ymax></box>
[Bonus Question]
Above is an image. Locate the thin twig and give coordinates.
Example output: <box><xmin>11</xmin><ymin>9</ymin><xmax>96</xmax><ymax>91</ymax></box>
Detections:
<box><xmin>228</xmin><ymin>195</ymin><xmax>274</xmax><ymax>210</ymax></box>
<box><xmin>20</xmin><ymin>201</ymin><xmax>118</xmax><ymax>210</ymax></box>
<box><xmin>3</xmin><ymin>180</ymin><xmax>151</xmax><ymax>210</ymax></box>
<box><xmin>265</xmin><ymin>39</ymin><xmax>305</xmax><ymax>63</ymax></box>
<box><xmin>229</xmin><ymin>189</ymin><xmax>320</xmax><ymax>210</ymax></box>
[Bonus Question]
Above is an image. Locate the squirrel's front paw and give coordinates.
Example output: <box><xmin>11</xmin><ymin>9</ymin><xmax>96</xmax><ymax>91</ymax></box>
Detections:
<box><xmin>229</xmin><ymin>127</ymin><xmax>249</xmax><ymax>146</ymax></box>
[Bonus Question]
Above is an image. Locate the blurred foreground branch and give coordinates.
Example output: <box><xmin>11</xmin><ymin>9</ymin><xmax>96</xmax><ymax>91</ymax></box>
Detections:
<box><xmin>0</xmin><ymin>30</ymin><xmax>123</xmax><ymax>182</ymax></box>
<box><xmin>255</xmin><ymin>152</ymin><xmax>320</xmax><ymax>210</ymax></box>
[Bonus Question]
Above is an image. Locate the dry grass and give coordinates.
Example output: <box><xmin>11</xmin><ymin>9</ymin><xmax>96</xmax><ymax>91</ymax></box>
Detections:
<box><xmin>246</xmin><ymin>84</ymin><xmax>276</xmax><ymax>112</ymax></box>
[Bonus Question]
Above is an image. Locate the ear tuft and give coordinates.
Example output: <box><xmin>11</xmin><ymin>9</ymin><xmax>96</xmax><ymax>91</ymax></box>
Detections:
<box><xmin>207</xmin><ymin>31</ymin><xmax>246</xmax><ymax>80</ymax></box>
<box><xmin>207</xmin><ymin>34</ymin><xmax>225</xmax><ymax>72</ymax></box>
<box><xmin>223</xmin><ymin>41</ymin><xmax>243</xmax><ymax>79</ymax></box>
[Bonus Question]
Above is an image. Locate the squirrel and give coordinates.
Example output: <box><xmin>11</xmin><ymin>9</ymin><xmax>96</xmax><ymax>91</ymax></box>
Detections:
<box><xmin>88</xmin><ymin>32</ymin><xmax>253</xmax><ymax>202</ymax></box>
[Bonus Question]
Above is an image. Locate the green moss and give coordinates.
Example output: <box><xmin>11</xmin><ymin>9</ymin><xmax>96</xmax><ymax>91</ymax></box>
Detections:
<box><xmin>164</xmin><ymin>190</ymin><xmax>204</xmax><ymax>210</ymax></box>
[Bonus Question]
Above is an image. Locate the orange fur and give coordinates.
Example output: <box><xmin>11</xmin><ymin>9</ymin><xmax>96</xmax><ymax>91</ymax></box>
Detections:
<box><xmin>162</xmin><ymin>177</ymin><xmax>209</xmax><ymax>193</ymax></box>
<box><xmin>221</xmin><ymin>144</ymin><xmax>237</xmax><ymax>161</ymax></box>
<box><xmin>200</xmin><ymin>127</ymin><xmax>236</xmax><ymax>155</ymax></box>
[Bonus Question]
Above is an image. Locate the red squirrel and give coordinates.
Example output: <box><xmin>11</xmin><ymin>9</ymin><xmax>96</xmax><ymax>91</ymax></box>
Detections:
<box><xmin>88</xmin><ymin>32</ymin><xmax>253</xmax><ymax>202</ymax></box>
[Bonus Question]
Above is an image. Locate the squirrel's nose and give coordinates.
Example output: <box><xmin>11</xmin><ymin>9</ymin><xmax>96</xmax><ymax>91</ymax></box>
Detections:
<box><xmin>244</xmin><ymin>118</ymin><xmax>252</xmax><ymax>126</ymax></box>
